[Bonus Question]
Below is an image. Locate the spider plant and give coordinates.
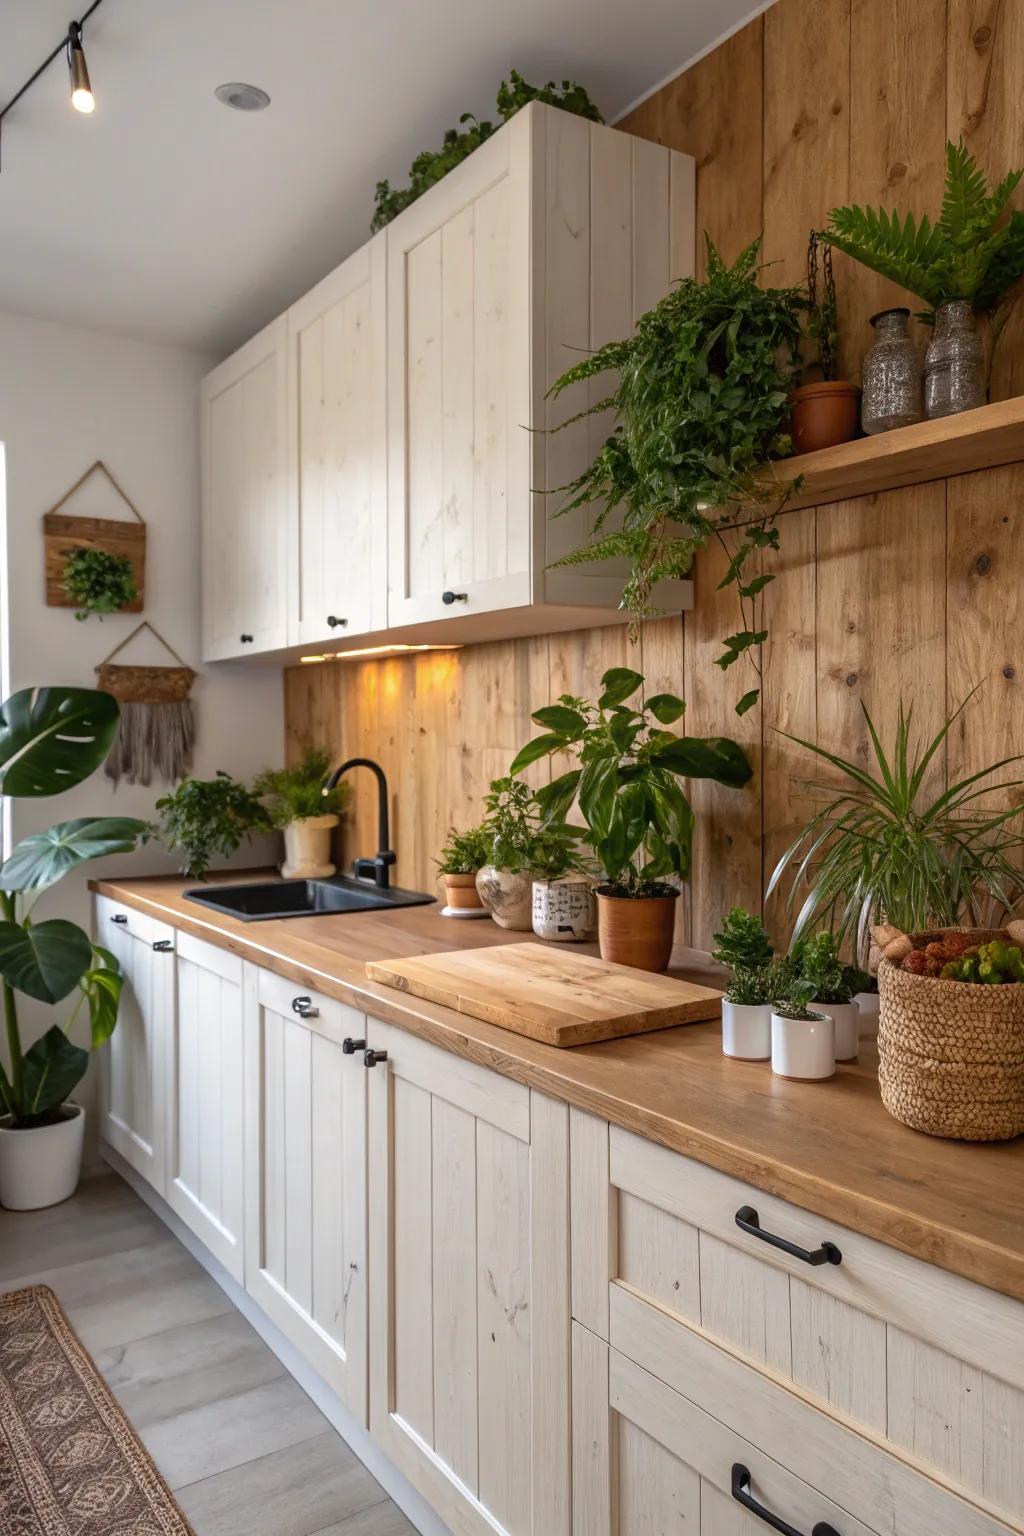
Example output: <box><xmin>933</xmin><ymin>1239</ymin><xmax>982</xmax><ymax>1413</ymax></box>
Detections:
<box><xmin>766</xmin><ymin>692</ymin><xmax>1024</xmax><ymax>958</ymax></box>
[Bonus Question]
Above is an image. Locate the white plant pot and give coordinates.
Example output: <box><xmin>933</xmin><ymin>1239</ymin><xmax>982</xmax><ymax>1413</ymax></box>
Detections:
<box><xmin>721</xmin><ymin>1000</ymin><xmax>772</xmax><ymax>1061</ymax></box>
<box><xmin>854</xmin><ymin>989</ymin><xmax>879</xmax><ymax>1039</ymax></box>
<box><xmin>475</xmin><ymin>866</ymin><xmax>533</xmax><ymax>931</ymax></box>
<box><xmin>771</xmin><ymin>1012</ymin><xmax>835</xmax><ymax>1081</ymax></box>
<box><xmin>814</xmin><ymin>997</ymin><xmax>860</xmax><ymax>1062</ymax></box>
<box><xmin>281</xmin><ymin>814</ymin><xmax>339</xmax><ymax>879</ymax></box>
<box><xmin>532</xmin><ymin>878</ymin><xmax>596</xmax><ymax>942</ymax></box>
<box><xmin>0</xmin><ymin>1104</ymin><xmax>85</xmax><ymax>1211</ymax></box>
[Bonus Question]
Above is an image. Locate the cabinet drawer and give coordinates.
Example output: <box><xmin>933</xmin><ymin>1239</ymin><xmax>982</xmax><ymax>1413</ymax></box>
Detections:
<box><xmin>95</xmin><ymin>893</ymin><xmax>173</xmax><ymax>951</ymax></box>
<box><xmin>575</xmin><ymin>1316</ymin><xmax>1015</xmax><ymax>1536</ymax></box>
<box><xmin>571</xmin><ymin>1112</ymin><xmax>1024</xmax><ymax>1526</ymax></box>
<box><xmin>256</xmin><ymin>969</ymin><xmax>355</xmax><ymax>1048</ymax></box>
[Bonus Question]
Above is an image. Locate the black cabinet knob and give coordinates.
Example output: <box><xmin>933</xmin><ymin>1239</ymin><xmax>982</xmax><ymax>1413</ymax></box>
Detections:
<box><xmin>110</xmin><ymin>913</ymin><xmax>128</xmax><ymax>925</ymax></box>
<box><xmin>152</xmin><ymin>939</ymin><xmax>174</xmax><ymax>952</ymax></box>
<box><xmin>240</xmin><ymin>633</ymin><xmax>254</xmax><ymax>644</ymax></box>
<box><xmin>291</xmin><ymin>995</ymin><xmax>319</xmax><ymax>1019</ymax></box>
<box><xmin>441</xmin><ymin>590</ymin><xmax>468</xmax><ymax>605</ymax></box>
<box><xmin>326</xmin><ymin>615</ymin><xmax>348</xmax><ymax>629</ymax></box>
<box><xmin>364</xmin><ymin>1048</ymin><xmax>388</xmax><ymax>1068</ymax></box>
<box><xmin>342</xmin><ymin>1037</ymin><xmax>367</xmax><ymax>1055</ymax></box>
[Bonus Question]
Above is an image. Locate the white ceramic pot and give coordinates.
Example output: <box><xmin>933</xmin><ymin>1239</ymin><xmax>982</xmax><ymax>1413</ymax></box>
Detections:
<box><xmin>476</xmin><ymin>866</ymin><xmax>533</xmax><ymax>930</ymax></box>
<box><xmin>771</xmin><ymin>1011</ymin><xmax>835</xmax><ymax>1081</ymax></box>
<box><xmin>721</xmin><ymin>1000</ymin><xmax>772</xmax><ymax>1061</ymax></box>
<box><xmin>281</xmin><ymin>813</ymin><xmax>339</xmax><ymax>879</ymax></box>
<box><xmin>854</xmin><ymin>989</ymin><xmax>879</xmax><ymax>1040</ymax></box>
<box><xmin>0</xmin><ymin>1105</ymin><xmax>85</xmax><ymax>1210</ymax></box>
<box><xmin>814</xmin><ymin>997</ymin><xmax>860</xmax><ymax>1061</ymax></box>
<box><xmin>532</xmin><ymin>878</ymin><xmax>596</xmax><ymax>942</ymax></box>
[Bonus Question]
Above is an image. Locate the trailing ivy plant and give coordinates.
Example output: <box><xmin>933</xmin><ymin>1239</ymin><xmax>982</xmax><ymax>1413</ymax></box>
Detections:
<box><xmin>63</xmin><ymin>547</ymin><xmax>138</xmax><ymax>621</ymax></box>
<box><xmin>546</xmin><ymin>237</ymin><xmax>807</xmax><ymax>714</ymax></box>
<box><xmin>371</xmin><ymin>70</ymin><xmax>602</xmax><ymax>232</ymax></box>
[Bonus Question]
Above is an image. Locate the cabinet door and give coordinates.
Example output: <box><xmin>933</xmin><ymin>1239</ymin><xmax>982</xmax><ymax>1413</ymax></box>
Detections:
<box><xmin>243</xmin><ymin>968</ymin><xmax>368</xmax><ymax>1423</ymax></box>
<box><xmin>201</xmin><ymin>315</ymin><xmax>289</xmax><ymax>659</ymax></box>
<box><xmin>386</xmin><ymin>113</ymin><xmax>533</xmax><ymax>629</ymax></box>
<box><xmin>96</xmin><ymin>895</ymin><xmax>173</xmax><ymax>1195</ymax></box>
<box><xmin>165</xmin><ymin>933</ymin><xmax>245</xmax><ymax>1280</ymax></box>
<box><xmin>287</xmin><ymin>237</ymin><xmax>387</xmax><ymax>647</ymax></box>
<box><xmin>367</xmin><ymin>1019</ymin><xmax>570</xmax><ymax>1536</ymax></box>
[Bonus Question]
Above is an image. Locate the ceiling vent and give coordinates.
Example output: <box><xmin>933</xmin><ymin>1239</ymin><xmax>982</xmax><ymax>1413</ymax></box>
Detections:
<box><xmin>214</xmin><ymin>82</ymin><xmax>271</xmax><ymax>112</ymax></box>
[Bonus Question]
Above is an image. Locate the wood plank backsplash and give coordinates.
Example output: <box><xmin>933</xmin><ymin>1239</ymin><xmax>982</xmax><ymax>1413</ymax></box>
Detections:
<box><xmin>285</xmin><ymin>0</ymin><xmax>1024</xmax><ymax>949</ymax></box>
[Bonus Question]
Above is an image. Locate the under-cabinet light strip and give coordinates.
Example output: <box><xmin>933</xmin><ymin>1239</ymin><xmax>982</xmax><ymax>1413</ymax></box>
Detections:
<box><xmin>300</xmin><ymin>644</ymin><xmax>464</xmax><ymax>664</ymax></box>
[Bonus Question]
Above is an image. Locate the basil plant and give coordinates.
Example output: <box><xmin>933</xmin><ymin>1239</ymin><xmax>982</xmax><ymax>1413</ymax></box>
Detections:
<box><xmin>0</xmin><ymin>688</ymin><xmax>147</xmax><ymax>1128</ymax></box>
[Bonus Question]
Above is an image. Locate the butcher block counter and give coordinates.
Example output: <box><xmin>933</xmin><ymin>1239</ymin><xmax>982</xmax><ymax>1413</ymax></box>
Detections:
<box><xmin>91</xmin><ymin>871</ymin><xmax>1024</xmax><ymax>1303</ymax></box>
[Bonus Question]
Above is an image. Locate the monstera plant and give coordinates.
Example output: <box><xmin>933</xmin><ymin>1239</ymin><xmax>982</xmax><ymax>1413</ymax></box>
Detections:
<box><xmin>0</xmin><ymin>687</ymin><xmax>147</xmax><ymax>1210</ymax></box>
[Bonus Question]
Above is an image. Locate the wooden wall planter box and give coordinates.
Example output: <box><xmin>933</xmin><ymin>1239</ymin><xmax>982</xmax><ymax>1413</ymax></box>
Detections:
<box><xmin>44</xmin><ymin>512</ymin><xmax>146</xmax><ymax>612</ymax></box>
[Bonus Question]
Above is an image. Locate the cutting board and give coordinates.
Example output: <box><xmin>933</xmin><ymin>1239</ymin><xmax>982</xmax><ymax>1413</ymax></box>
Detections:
<box><xmin>365</xmin><ymin>942</ymin><xmax>723</xmax><ymax>1047</ymax></box>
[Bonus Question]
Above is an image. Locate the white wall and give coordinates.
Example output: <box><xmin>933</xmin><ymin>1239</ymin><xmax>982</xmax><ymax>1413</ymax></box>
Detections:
<box><xmin>0</xmin><ymin>308</ymin><xmax>282</xmax><ymax>1158</ymax></box>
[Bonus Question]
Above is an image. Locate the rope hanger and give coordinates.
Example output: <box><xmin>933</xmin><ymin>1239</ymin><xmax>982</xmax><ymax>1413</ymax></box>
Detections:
<box><xmin>97</xmin><ymin>620</ymin><xmax>191</xmax><ymax>673</ymax></box>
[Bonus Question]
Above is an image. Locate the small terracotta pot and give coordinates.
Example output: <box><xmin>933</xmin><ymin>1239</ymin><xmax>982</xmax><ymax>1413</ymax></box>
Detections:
<box><xmin>442</xmin><ymin>872</ymin><xmax>484</xmax><ymax>910</ymax></box>
<box><xmin>476</xmin><ymin>866</ymin><xmax>533</xmax><ymax>930</ymax></box>
<box><xmin>595</xmin><ymin>888</ymin><xmax>678</xmax><ymax>972</ymax></box>
<box><xmin>790</xmin><ymin>381</ymin><xmax>861</xmax><ymax>454</ymax></box>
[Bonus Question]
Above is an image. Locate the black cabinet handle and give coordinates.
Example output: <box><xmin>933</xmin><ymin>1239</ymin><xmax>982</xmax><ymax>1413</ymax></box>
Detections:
<box><xmin>735</xmin><ymin>1206</ymin><xmax>841</xmax><ymax>1267</ymax></box>
<box><xmin>239</xmin><ymin>633</ymin><xmax>254</xmax><ymax>643</ymax></box>
<box><xmin>441</xmin><ymin>590</ymin><xmax>467</xmax><ymax>605</ymax></box>
<box><xmin>152</xmin><ymin>939</ymin><xmax>174</xmax><ymax>952</ymax></box>
<box><xmin>110</xmin><ymin>913</ymin><xmax>128</xmax><ymax>925</ymax></box>
<box><xmin>732</xmin><ymin>1465</ymin><xmax>840</xmax><ymax>1536</ymax></box>
<box><xmin>326</xmin><ymin>615</ymin><xmax>348</xmax><ymax>629</ymax></box>
<box><xmin>291</xmin><ymin>995</ymin><xmax>319</xmax><ymax>1019</ymax></box>
<box><xmin>364</xmin><ymin>1048</ymin><xmax>388</xmax><ymax>1068</ymax></box>
<box><xmin>342</xmin><ymin>1037</ymin><xmax>367</xmax><ymax>1055</ymax></box>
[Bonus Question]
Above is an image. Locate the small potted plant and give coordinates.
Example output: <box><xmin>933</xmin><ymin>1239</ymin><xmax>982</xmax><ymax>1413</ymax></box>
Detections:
<box><xmin>530</xmin><ymin>830</ymin><xmax>592</xmax><ymax>942</ymax></box>
<box><xmin>436</xmin><ymin>825</ymin><xmax>492</xmax><ymax>912</ymax></box>
<box><xmin>253</xmin><ymin>747</ymin><xmax>349</xmax><ymax>879</ymax></box>
<box><xmin>475</xmin><ymin>777</ymin><xmax>556</xmax><ymax>930</ymax></box>
<box><xmin>789</xmin><ymin>232</ymin><xmax>860</xmax><ymax>453</ymax></box>
<box><xmin>153</xmin><ymin>770</ymin><xmax>270</xmax><ymax>881</ymax></box>
<box><xmin>511</xmin><ymin>669</ymin><xmax>751</xmax><ymax>970</ymax></box>
<box><xmin>770</xmin><ymin>979</ymin><xmax>836</xmax><ymax>1082</ymax></box>
<box><xmin>712</xmin><ymin>907</ymin><xmax>775</xmax><ymax>1059</ymax></box>
<box><xmin>794</xmin><ymin>930</ymin><xmax>861</xmax><ymax>1061</ymax></box>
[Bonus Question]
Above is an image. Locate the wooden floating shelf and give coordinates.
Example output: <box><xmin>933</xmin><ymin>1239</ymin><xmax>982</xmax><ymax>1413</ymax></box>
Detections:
<box><xmin>761</xmin><ymin>397</ymin><xmax>1024</xmax><ymax>514</ymax></box>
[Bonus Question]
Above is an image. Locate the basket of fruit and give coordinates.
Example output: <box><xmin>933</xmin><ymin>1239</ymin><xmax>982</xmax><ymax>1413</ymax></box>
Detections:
<box><xmin>876</xmin><ymin>927</ymin><xmax>1024</xmax><ymax>1141</ymax></box>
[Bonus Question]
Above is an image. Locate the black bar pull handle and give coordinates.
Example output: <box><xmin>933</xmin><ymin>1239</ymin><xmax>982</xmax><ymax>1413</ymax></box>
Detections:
<box><xmin>342</xmin><ymin>1037</ymin><xmax>366</xmax><ymax>1055</ymax></box>
<box><xmin>735</xmin><ymin>1206</ymin><xmax>841</xmax><ymax>1267</ymax></box>
<box><xmin>152</xmin><ymin>939</ymin><xmax>174</xmax><ymax>952</ymax></box>
<box><xmin>110</xmin><ymin>913</ymin><xmax>128</xmax><ymax>924</ymax></box>
<box><xmin>732</xmin><ymin>1464</ymin><xmax>840</xmax><ymax>1536</ymax></box>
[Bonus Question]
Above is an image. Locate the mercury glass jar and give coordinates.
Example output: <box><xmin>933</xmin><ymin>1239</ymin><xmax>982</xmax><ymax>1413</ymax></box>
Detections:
<box><xmin>861</xmin><ymin>308</ymin><xmax>923</xmax><ymax>434</ymax></box>
<box><xmin>924</xmin><ymin>299</ymin><xmax>985</xmax><ymax>419</ymax></box>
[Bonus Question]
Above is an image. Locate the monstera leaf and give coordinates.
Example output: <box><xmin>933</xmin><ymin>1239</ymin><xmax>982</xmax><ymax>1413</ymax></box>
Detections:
<box><xmin>0</xmin><ymin>919</ymin><xmax>93</xmax><ymax>1003</ymax></box>
<box><xmin>0</xmin><ymin>817</ymin><xmax>147</xmax><ymax>893</ymax></box>
<box><xmin>80</xmin><ymin>945</ymin><xmax>124</xmax><ymax>1048</ymax></box>
<box><xmin>20</xmin><ymin>1026</ymin><xmax>89</xmax><ymax>1118</ymax></box>
<box><xmin>0</xmin><ymin>687</ymin><xmax>120</xmax><ymax>798</ymax></box>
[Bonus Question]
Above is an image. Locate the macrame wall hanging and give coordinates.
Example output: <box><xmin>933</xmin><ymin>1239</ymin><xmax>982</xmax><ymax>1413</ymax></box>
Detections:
<box><xmin>96</xmin><ymin>622</ymin><xmax>196</xmax><ymax>787</ymax></box>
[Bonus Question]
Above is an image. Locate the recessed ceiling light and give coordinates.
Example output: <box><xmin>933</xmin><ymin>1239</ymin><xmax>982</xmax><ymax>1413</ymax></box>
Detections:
<box><xmin>214</xmin><ymin>82</ymin><xmax>270</xmax><ymax>112</ymax></box>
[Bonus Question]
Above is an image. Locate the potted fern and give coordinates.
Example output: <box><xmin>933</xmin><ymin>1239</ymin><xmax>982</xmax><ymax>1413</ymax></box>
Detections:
<box><xmin>253</xmin><ymin>747</ymin><xmax>349</xmax><ymax>880</ymax></box>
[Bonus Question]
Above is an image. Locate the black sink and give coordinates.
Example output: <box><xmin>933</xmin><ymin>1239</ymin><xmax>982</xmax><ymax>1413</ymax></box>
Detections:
<box><xmin>184</xmin><ymin>876</ymin><xmax>435</xmax><ymax>922</ymax></box>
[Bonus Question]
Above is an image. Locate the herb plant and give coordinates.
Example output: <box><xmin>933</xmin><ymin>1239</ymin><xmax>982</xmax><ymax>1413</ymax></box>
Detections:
<box><xmin>510</xmin><ymin>668</ymin><xmax>751</xmax><ymax>896</ymax></box>
<box><xmin>711</xmin><ymin>906</ymin><xmax>773</xmax><ymax>973</ymax></box>
<box><xmin>480</xmin><ymin>776</ymin><xmax>583</xmax><ymax>878</ymax></box>
<box><xmin>252</xmin><ymin>747</ymin><xmax>348</xmax><ymax>829</ymax></box>
<box><xmin>371</xmin><ymin>70</ymin><xmax>602</xmax><ymax>232</ymax></box>
<box><xmin>436</xmin><ymin>824</ymin><xmax>492</xmax><ymax>876</ymax></box>
<box><xmin>546</xmin><ymin>237</ymin><xmax>807</xmax><ymax>713</ymax></box>
<box><xmin>153</xmin><ymin>771</ymin><xmax>270</xmax><ymax>881</ymax></box>
<box><xmin>767</xmin><ymin>692</ymin><xmax>1024</xmax><ymax>958</ymax></box>
<box><xmin>770</xmin><ymin>978</ymin><xmax>821</xmax><ymax>1022</ymax></box>
<box><xmin>63</xmin><ymin>547</ymin><xmax>138</xmax><ymax>621</ymax></box>
<box><xmin>793</xmin><ymin>931</ymin><xmax>853</xmax><ymax>1004</ymax></box>
<box><xmin>0</xmin><ymin>687</ymin><xmax>148</xmax><ymax>1128</ymax></box>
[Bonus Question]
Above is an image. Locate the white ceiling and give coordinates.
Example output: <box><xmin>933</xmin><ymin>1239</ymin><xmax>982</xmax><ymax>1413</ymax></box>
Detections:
<box><xmin>0</xmin><ymin>0</ymin><xmax>761</xmax><ymax>355</ymax></box>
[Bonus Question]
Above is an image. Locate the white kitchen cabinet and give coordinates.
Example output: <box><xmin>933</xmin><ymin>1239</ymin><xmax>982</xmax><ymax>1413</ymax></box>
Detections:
<box><xmin>286</xmin><ymin>237</ymin><xmax>388</xmax><ymax>647</ymax></box>
<box><xmin>96</xmin><ymin>894</ymin><xmax>174</xmax><ymax>1195</ymax></box>
<box><xmin>201</xmin><ymin>315</ymin><xmax>290</xmax><ymax>659</ymax></box>
<box><xmin>164</xmin><ymin>932</ymin><xmax>246</xmax><ymax>1281</ymax></box>
<box><xmin>366</xmin><ymin>1017</ymin><xmax>570</xmax><ymax>1536</ymax></box>
<box><xmin>385</xmin><ymin>101</ymin><xmax>695</xmax><ymax>636</ymax></box>
<box><xmin>243</xmin><ymin>968</ymin><xmax>368</xmax><ymax>1423</ymax></box>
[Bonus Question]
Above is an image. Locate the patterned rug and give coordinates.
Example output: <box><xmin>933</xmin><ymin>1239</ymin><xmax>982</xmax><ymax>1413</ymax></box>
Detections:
<box><xmin>0</xmin><ymin>1285</ymin><xmax>194</xmax><ymax>1535</ymax></box>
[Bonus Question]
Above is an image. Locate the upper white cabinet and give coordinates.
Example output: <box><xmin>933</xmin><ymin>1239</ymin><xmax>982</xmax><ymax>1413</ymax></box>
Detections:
<box><xmin>287</xmin><ymin>237</ymin><xmax>388</xmax><ymax>646</ymax></box>
<box><xmin>201</xmin><ymin>316</ymin><xmax>290</xmax><ymax>659</ymax></box>
<box><xmin>201</xmin><ymin>104</ymin><xmax>695</xmax><ymax>661</ymax></box>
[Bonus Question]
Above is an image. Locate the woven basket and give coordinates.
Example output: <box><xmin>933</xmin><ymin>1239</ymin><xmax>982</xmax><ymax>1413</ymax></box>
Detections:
<box><xmin>878</xmin><ymin>928</ymin><xmax>1024</xmax><ymax>1142</ymax></box>
<box><xmin>96</xmin><ymin>661</ymin><xmax>194</xmax><ymax>703</ymax></box>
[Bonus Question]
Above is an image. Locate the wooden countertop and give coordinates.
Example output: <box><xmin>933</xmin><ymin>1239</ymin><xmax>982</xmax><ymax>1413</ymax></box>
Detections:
<box><xmin>91</xmin><ymin>871</ymin><xmax>1024</xmax><ymax>1304</ymax></box>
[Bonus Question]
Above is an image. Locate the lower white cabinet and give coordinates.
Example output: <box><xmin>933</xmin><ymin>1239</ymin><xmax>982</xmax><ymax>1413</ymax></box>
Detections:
<box><xmin>366</xmin><ymin>1018</ymin><xmax>571</xmax><ymax>1536</ymax></box>
<box><xmin>164</xmin><ymin>933</ymin><xmax>246</xmax><ymax>1281</ymax></box>
<box><xmin>242</xmin><ymin>968</ymin><xmax>368</xmax><ymax>1423</ymax></box>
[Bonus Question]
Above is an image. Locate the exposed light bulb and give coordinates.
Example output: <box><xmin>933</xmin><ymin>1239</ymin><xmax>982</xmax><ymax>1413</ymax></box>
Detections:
<box><xmin>68</xmin><ymin>24</ymin><xmax>94</xmax><ymax>114</ymax></box>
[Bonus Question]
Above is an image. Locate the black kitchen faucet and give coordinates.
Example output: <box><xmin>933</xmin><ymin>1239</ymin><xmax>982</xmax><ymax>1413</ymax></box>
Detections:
<box><xmin>324</xmin><ymin>757</ymin><xmax>396</xmax><ymax>889</ymax></box>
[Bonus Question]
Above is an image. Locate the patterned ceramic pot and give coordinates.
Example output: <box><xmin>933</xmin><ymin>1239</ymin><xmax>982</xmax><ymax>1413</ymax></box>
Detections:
<box><xmin>532</xmin><ymin>878</ymin><xmax>596</xmax><ymax>942</ymax></box>
<box><xmin>476</xmin><ymin>866</ymin><xmax>533</xmax><ymax>930</ymax></box>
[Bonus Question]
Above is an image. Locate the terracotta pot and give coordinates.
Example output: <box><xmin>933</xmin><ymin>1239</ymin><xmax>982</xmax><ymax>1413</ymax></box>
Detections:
<box><xmin>790</xmin><ymin>381</ymin><xmax>861</xmax><ymax>454</ymax></box>
<box><xmin>281</xmin><ymin>814</ymin><xmax>339</xmax><ymax>879</ymax></box>
<box><xmin>442</xmin><ymin>872</ymin><xmax>484</xmax><ymax>910</ymax></box>
<box><xmin>595</xmin><ymin>888</ymin><xmax>678</xmax><ymax>972</ymax></box>
<box><xmin>476</xmin><ymin>866</ymin><xmax>533</xmax><ymax>930</ymax></box>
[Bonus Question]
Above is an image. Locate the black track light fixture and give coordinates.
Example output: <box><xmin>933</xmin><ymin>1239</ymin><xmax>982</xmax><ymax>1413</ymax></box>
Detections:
<box><xmin>0</xmin><ymin>0</ymin><xmax>108</xmax><ymax>171</ymax></box>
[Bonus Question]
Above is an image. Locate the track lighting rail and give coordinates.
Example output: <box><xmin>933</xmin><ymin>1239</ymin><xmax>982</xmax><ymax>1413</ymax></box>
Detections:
<box><xmin>0</xmin><ymin>0</ymin><xmax>108</xmax><ymax>171</ymax></box>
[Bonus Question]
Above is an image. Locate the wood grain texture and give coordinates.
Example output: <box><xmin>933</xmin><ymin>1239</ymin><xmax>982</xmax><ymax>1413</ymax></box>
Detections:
<box><xmin>44</xmin><ymin>511</ymin><xmax>146</xmax><ymax>612</ymax></box>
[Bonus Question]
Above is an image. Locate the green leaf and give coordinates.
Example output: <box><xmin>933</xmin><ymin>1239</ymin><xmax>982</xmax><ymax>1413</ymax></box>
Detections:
<box><xmin>598</xmin><ymin>668</ymin><xmax>644</xmax><ymax>708</ymax></box>
<box><xmin>738</xmin><ymin>573</ymin><xmax>775</xmax><ymax>600</ymax></box>
<box><xmin>508</xmin><ymin>734</ymin><xmax>567</xmax><ymax>776</ymax></box>
<box><xmin>0</xmin><ymin>919</ymin><xmax>93</xmax><ymax>1003</ymax></box>
<box><xmin>81</xmin><ymin>945</ymin><xmax>124</xmax><ymax>1049</ymax></box>
<box><xmin>735</xmin><ymin>690</ymin><xmax>760</xmax><ymax>716</ymax></box>
<box><xmin>0</xmin><ymin>688</ymin><xmax>120</xmax><ymax>798</ymax></box>
<box><xmin>652</xmin><ymin>736</ymin><xmax>754</xmax><ymax>788</ymax></box>
<box><xmin>578</xmin><ymin>758</ymin><xmax>618</xmax><ymax>840</ymax></box>
<box><xmin>0</xmin><ymin>818</ymin><xmax>148</xmax><ymax>893</ymax></box>
<box><xmin>530</xmin><ymin>705</ymin><xmax>586</xmax><ymax>738</ymax></box>
<box><xmin>644</xmin><ymin>693</ymin><xmax>686</xmax><ymax>725</ymax></box>
<box><xmin>534</xmin><ymin>770</ymin><xmax>581</xmax><ymax>823</ymax></box>
<box><xmin>20</xmin><ymin>1027</ymin><xmax>89</xmax><ymax>1118</ymax></box>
